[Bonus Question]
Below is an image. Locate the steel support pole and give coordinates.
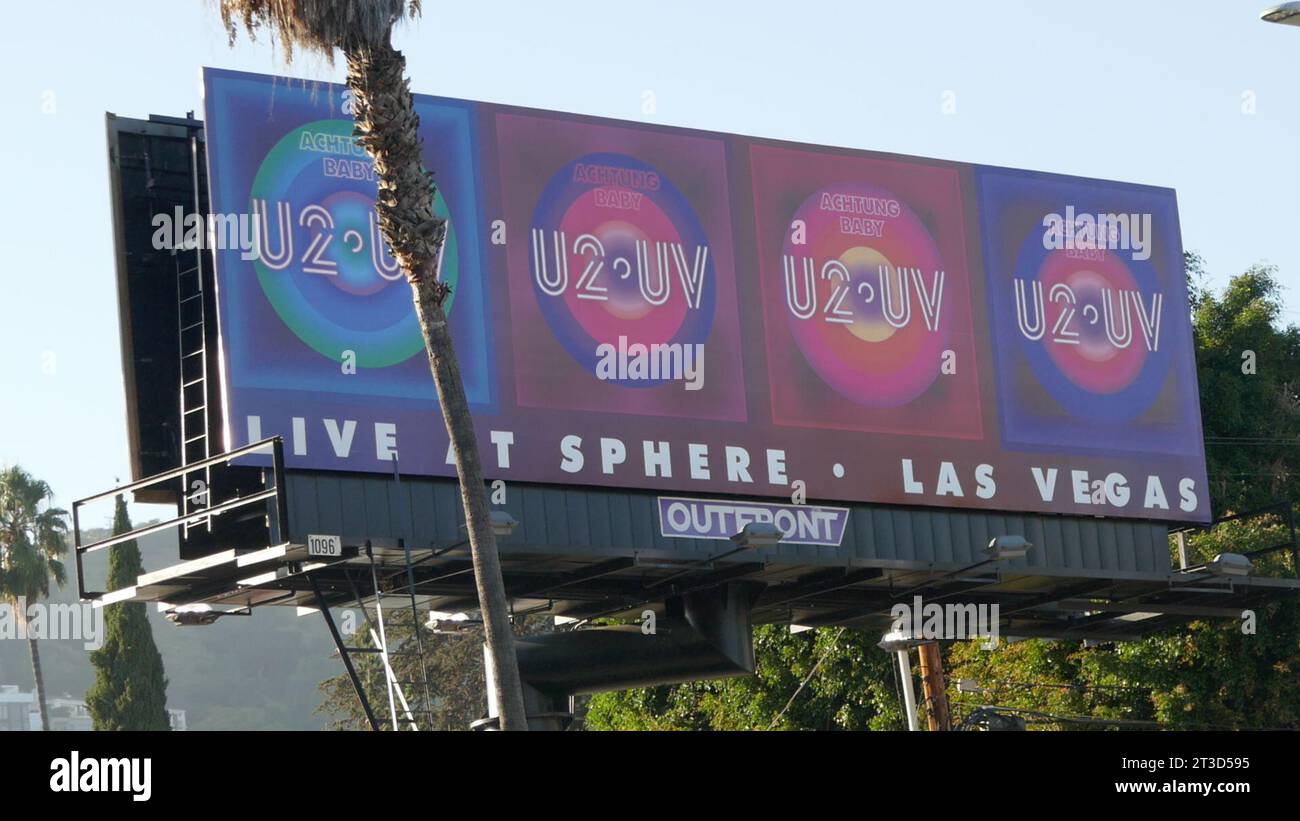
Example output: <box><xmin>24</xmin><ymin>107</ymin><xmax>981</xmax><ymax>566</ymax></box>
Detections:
<box><xmin>896</xmin><ymin>649</ymin><xmax>920</xmax><ymax>731</ymax></box>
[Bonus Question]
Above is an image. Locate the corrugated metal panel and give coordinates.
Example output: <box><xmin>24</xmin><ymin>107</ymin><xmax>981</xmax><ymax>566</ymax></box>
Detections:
<box><xmin>285</xmin><ymin>473</ymin><xmax>1171</xmax><ymax>578</ymax></box>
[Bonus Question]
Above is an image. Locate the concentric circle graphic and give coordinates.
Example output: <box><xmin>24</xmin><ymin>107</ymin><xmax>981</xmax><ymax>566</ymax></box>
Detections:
<box><xmin>783</xmin><ymin>181</ymin><xmax>949</xmax><ymax>408</ymax></box>
<box><xmin>528</xmin><ymin>152</ymin><xmax>715</xmax><ymax>387</ymax></box>
<box><xmin>249</xmin><ymin>119</ymin><xmax>458</xmax><ymax>368</ymax></box>
<box><xmin>1011</xmin><ymin>230</ymin><xmax>1168</xmax><ymax>421</ymax></box>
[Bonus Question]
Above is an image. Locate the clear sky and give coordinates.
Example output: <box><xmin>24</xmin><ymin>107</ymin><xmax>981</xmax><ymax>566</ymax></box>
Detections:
<box><xmin>1</xmin><ymin>0</ymin><xmax>1297</xmax><ymax>521</ymax></box>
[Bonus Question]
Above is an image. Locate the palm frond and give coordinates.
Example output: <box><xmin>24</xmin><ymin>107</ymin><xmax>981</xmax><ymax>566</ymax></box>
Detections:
<box><xmin>47</xmin><ymin>558</ymin><xmax>67</xmax><ymax>588</ymax></box>
<box><xmin>219</xmin><ymin>0</ymin><xmax>422</xmax><ymax>58</ymax></box>
<box><xmin>0</xmin><ymin>466</ymin><xmax>69</xmax><ymax>599</ymax></box>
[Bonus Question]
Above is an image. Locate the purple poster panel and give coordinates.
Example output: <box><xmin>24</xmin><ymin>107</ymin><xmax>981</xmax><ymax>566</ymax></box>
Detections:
<box><xmin>749</xmin><ymin>144</ymin><xmax>982</xmax><ymax>439</ymax></box>
<box><xmin>976</xmin><ymin>168</ymin><xmax>1207</xmax><ymax>517</ymax></box>
<box><xmin>493</xmin><ymin>111</ymin><xmax>746</xmax><ymax>421</ymax></box>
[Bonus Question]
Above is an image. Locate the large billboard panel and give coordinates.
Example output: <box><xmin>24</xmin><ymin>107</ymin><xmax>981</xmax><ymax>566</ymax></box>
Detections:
<box><xmin>202</xmin><ymin>68</ymin><xmax>1209</xmax><ymax>522</ymax></box>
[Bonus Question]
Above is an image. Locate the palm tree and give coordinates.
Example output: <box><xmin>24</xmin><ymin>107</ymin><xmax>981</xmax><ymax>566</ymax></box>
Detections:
<box><xmin>218</xmin><ymin>0</ymin><xmax>528</xmax><ymax>728</ymax></box>
<box><xmin>0</xmin><ymin>466</ymin><xmax>69</xmax><ymax>731</ymax></box>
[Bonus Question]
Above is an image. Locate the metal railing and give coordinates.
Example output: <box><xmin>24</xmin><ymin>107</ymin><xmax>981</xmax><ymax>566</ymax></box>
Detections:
<box><xmin>72</xmin><ymin>437</ymin><xmax>288</xmax><ymax>601</ymax></box>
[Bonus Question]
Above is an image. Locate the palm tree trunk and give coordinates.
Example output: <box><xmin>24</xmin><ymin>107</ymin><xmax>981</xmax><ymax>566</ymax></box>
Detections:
<box><xmin>28</xmin><ymin>636</ymin><xmax>50</xmax><ymax>731</ymax></box>
<box><xmin>411</xmin><ymin>291</ymin><xmax>529</xmax><ymax>729</ymax></box>
<box><xmin>345</xmin><ymin>33</ymin><xmax>529</xmax><ymax>729</ymax></box>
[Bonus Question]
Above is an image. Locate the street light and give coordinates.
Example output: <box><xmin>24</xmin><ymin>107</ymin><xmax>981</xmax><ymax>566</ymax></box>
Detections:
<box><xmin>878</xmin><ymin>629</ymin><xmax>926</xmax><ymax>731</ymax></box>
<box><xmin>877</xmin><ymin>628</ymin><xmax>929</xmax><ymax>652</ymax></box>
<box><xmin>1262</xmin><ymin>2</ymin><xmax>1300</xmax><ymax>25</ymax></box>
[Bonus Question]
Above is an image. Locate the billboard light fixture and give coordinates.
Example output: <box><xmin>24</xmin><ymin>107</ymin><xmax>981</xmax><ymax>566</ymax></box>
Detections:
<box><xmin>460</xmin><ymin>511</ymin><xmax>518</xmax><ymax>539</ymax></box>
<box><xmin>1207</xmin><ymin>552</ymin><xmax>1254</xmax><ymax>577</ymax></box>
<box><xmin>985</xmin><ymin>534</ymin><xmax>1032</xmax><ymax>560</ymax></box>
<box><xmin>166</xmin><ymin>610</ymin><xmax>221</xmax><ymax>627</ymax></box>
<box><xmin>491</xmin><ymin>511</ymin><xmax>519</xmax><ymax>538</ymax></box>
<box><xmin>730</xmin><ymin>522</ymin><xmax>782</xmax><ymax>550</ymax></box>
<box><xmin>897</xmin><ymin>534</ymin><xmax>1028</xmax><ymax>599</ymax></box>
<box><xmin>428</xmin><ymin>620</ymin><xmax>481</xmax><ymax>633</ymax></box>
<box><xmin>164</xmin><ymin>604</ymin><xmax>251</xmax><ymax>626</ymax></box>
<box><xmin>644</xmin><ymin>521</ymin><xmax>780</xmax><ymax>592</ymax></box>
<box><xmin>427</xmin><ymin>610</ymin><xmax>481</xmax><ymax>633</ymax></box>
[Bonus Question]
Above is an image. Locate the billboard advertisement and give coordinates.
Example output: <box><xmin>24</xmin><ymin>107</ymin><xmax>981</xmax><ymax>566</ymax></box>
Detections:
<box><xmin>203</xmin><ymin>68</ymin><xmax>1208</xmax><ymax>522</ymax></box>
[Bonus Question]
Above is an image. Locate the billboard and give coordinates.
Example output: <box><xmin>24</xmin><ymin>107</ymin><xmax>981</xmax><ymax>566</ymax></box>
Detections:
<box><xmin>203</xmin><ymin>68</ymin><xmax>1208</xmax><ymax>523</ymax></box>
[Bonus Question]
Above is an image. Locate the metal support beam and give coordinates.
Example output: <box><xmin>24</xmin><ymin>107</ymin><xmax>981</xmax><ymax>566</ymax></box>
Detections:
<box><xmin>435</xmin><ymin>556</ymin><xmax>636</xmax><ymax>613</ymax></box>
<box><xmin>1053</xmin><ymin>598</ymin><xmax>1252</xmax><ymax>618</ymax></box>
<box><xmin>997</xmin><ymin>580</ymin><xmax>1119</xmax><ymax>617</ymax></box>
<box><xmin>756</xmin><ymin>567</ymin><xmax>884</xmax><ymax>613</ymax></box>
<box><xmin>562</xmin><ymin>561</ymin><xmax>767</xmax><ymax>622</ymax></box>
<box><xmin>309</xmin><ymin>573</ymin><xmax>380</xmax><ymax>732</ymax></box>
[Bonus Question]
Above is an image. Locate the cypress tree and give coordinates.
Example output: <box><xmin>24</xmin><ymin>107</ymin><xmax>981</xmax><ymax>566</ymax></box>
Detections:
<box><xmin>86</xmin><ymin>495</ymin><xmax>171</xmax><ymax>730</ymax></box>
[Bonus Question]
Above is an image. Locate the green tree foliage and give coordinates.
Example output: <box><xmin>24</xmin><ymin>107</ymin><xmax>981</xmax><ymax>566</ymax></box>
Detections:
<box><xmin>318</xmin><ymin>612</ymin><xmax>552</xmax><ymax>731</ymax></box>
<box><xmin>317</xmin><ymin>606</ymin><xmax>482</xmax><ymax>731</ymax></box>
<box><xmin>0</xmin><ymin>467</ymin><xmax>67</xmax><ymax>596</ymax></box>
<box><xmin>1190</xmin><ymin>256</ymin><xmax>1300</xmax><ymax>509</ymax></box>
<box><xmin>86</xmin><ymin>495</ymin><xmax>171</xmax><ymax>730</ymax></box>
<box><xmin>1072</xmin><ymin>516</ymin><xmax>1296</xmax><ymax>729</ymax></box>
<box><xmin>586</xmin><ymin>624</ymin><xmax>906</xmax><ymax>730</ymax></box>
<box><xmin>946</xmin><ymin>513</ymin><xmax>1300</xmax><ymax>730</ymax></box>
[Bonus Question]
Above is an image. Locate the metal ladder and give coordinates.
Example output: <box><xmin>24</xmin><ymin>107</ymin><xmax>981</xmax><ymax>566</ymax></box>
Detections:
<box><xmin>176</xmin><ymin>129</ymin><xmax>211</xmax><ymax>540</ymax></box>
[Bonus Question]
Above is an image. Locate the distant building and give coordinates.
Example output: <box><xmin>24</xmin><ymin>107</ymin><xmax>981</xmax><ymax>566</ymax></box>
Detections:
<box><xmin>0</xmin><ymin>686</ymin><xmax>34</xmax><ymax>731</ymax></box>
<box><xmin>0</xmin><ymin>686</ymin><xmax>185</xmax><ymax>730</ymax></box>
<box><xmin>44</xmin><ymin>697</ymin><xmax>93</xmax><ymax>732</ymax></box>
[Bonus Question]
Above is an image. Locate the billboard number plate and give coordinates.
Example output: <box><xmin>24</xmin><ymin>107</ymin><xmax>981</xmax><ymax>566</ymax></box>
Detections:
<box><xmin>306</xmin><ymin>534</ymin><xmax>342</xmax><ymax>558</ymax></box>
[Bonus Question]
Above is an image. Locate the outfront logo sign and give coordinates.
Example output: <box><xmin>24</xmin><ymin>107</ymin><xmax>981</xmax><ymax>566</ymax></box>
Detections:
<box><xmin>657</xmin><ymin>497</ymin><xmax>849</xmax><ymax>547</ymax></box>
